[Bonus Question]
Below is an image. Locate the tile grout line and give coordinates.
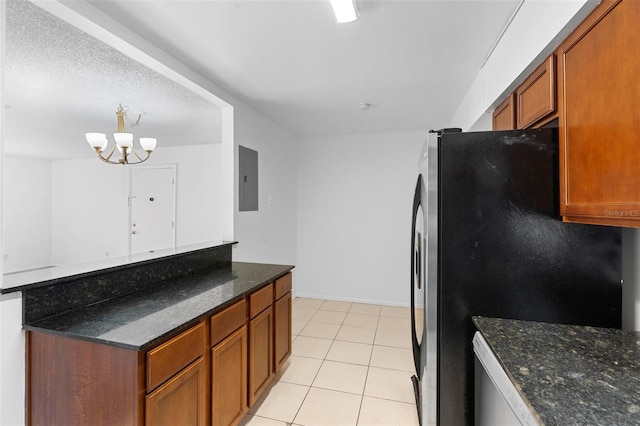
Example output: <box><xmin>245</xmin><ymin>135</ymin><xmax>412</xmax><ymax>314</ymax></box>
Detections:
<box><xmin>289</xmin><ymin>373</ymin><xmax>313</xmax><ymax>426</ymax></box>
<box><xmin>294</xmin><ymin>310</ymin><xmax>340</xmax><ymax>426</ymax></box>
<box><xmin>288</xmin><ymin>299</ymin><xmax>415</xmax><ymax>425</ymax></box>
<box><xmin>356</xmin><ymin>310</ymin><xmax>380</xmax><ymax>426</ymax></box>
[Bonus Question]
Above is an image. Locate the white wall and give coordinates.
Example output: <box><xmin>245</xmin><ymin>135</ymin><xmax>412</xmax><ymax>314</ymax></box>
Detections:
<box><xmin>231</xmin><ymin>102</ymin><xmax>298</xmax><ymax>266</ymax></box>
<box><xmin>50</xmin><ymin>144</ymin><xmax>222</xmax><ymax>266</ymax></box>
<box><xmin>51</xmin><ymin>158</ymin><xmax>129</xmax><ymax>264</ymax></box>
<box><xmin>3</xmin><ymin>156</ymin><xmax>52</xmax><ymax>273</ymax></box>
<box><xmin>295</xmin><ymin>131</ymin><xmax>425</xmax><ymax>306</ymax></box>
<box><xmin>4</xmin><ymin>147</ymin><xmax>222</xmax><ymax>272</ymax></box>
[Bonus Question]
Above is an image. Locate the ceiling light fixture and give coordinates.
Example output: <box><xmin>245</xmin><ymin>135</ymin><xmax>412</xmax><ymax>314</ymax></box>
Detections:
<box><xmin>85</xmin><ymin>104</ymin><xmax>157</xmax><ymax>165</ymax></box>
<box><xmin>330</xmin><ymin>0</ymin><xmax>359</xmax><ymax>23</ymax></box>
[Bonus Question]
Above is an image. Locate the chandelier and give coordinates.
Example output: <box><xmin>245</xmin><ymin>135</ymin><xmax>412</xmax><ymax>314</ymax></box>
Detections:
<box><xmin>85</xmin><ymin>104</ymin><xmax>157</xmax><ymax>165</ymax></box>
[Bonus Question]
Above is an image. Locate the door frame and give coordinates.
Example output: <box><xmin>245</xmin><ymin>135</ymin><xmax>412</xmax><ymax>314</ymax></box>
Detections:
<box><xmin>128</xmin><ymin>164</ymin><xmax>177</xmax><ymax>255</ymax></box>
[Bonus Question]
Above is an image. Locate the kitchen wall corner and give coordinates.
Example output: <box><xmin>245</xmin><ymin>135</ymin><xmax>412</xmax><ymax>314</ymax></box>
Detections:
<box><xmin>0</xmin><ymin>292</ymin><xmax>24</xmax><ymax>426</ymax></box>
<box><xmin>231</xmin><ymin>101</ymin><xmax>299</xmax><ymax>266</ymax></box>
<box><xmin>295</xmin><ymin>130</ymin><xmax>426</xmax><ymax>306</ymax></box>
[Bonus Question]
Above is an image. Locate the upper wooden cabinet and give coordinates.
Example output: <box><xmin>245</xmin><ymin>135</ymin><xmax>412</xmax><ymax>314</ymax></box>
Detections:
<box><xmin>516</xmin><ymin>55</ymin><xmax>556</xmax><ymax>129</ymax></box>
<box><xmin>492</xmin><ymin>93</ymin><xmax>516</xmax><ymax>130</ymax></box>
<box><xmin>558</xmin><ymin>0</ymin><xmax>640</xmax><ymax>226</ymax></box>
<box><xmin>492</xmin><ymin>55</ymin><xmax>557</xmax><ymax>130</ymax></box>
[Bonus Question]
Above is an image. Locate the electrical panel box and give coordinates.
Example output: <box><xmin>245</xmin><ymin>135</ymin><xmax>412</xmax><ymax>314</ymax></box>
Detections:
<box><xmin>239</xmin><ymin>145</ymin><xmax>258</xmax><ymax>211</ymax></box>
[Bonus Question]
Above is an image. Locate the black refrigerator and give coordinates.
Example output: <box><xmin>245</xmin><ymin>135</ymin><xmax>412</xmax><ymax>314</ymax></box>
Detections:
<box><xmin>410</xmin><ymin>128</ymin><xmax>621</xmax><ymax>425</ymax></box>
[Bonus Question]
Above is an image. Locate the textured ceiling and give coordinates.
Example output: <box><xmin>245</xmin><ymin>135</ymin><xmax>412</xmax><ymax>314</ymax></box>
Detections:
<box><xmin>4</xmin><ymin>0</ymin><xmax>222</xmax><ymax>161</ymax></box>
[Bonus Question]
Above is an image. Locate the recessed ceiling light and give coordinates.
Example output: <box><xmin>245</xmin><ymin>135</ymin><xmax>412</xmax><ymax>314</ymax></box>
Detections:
<box><xmin>330</xmin><ymin>0</ymin><xmax>359</xmax><ymax>24</ymax></box>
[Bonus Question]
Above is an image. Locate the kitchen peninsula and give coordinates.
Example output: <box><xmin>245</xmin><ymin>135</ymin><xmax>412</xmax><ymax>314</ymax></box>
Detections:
<box><xmin>6</xmin><ymin>242</ymin><xmax>293</xmax><ymax>426</ymax></box>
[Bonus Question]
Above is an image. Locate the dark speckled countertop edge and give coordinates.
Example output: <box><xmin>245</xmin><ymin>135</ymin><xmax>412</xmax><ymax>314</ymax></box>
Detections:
<box><xmin>473</xmin><ymin>316</ymin><xmax>640</xmax><ymax>426</ymax></box>
<box><xmin>24</xmin><ymin>262</ymin><xmax>294</xmax><ymax>352</ymax></box>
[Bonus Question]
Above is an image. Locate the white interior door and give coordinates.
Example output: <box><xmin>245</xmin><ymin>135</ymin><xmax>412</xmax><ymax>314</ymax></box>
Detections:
<box><xmin>129</xmin><ymin>166</ymin><xmax>176</xmax><ymax>254</ymax></box>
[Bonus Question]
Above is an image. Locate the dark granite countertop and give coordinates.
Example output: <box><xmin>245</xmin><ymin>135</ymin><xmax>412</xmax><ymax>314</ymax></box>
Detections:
<box><xmin>473</xmin><ymin>316</ymin><xmax>640</xmax><ymax>426</ymax></box>
<box><xmin>25</xmin><ymin>261</ymin><xmax>293</xmax><ymax>351</ymax></box>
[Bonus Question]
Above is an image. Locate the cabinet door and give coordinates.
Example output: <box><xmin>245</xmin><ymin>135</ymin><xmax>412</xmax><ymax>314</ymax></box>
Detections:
<box><xmin>274</xmin><ymin>292</ymin><xmax>292</xmax><ymax>373</ymax></box>
<box><xmin>146</xmin><ymin>357</ymin><xmax>207</xmax><ymax>426</ymax></box>
<box><xmin>492</xmin><ymin>93</ymin><xmax>516</xmax><ymax>130</ymax></box>
<box><xmin>515</xmin><ymin>55</ymin><xmax>556</xmax><ymax>129</ymax></box>
<box><xmin>249</xmin><ymin>306</ymin><xmax>274</xmax><ymax>406</ymax></box>
<box><xmin>212</xmin><ymin>326</ymin><xmax>248</xmax><ymax>426</ymax></box>
<box><xmin>559</xmin><ymin>0</ymin><xmax>640</xmax><ymax>226</ymax></box>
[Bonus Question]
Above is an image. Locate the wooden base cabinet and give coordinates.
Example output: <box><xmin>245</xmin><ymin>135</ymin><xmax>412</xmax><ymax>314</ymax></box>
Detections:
<box><xmin>27</xmin><ymin>272</ymin><xmax>293</xmax><ymax>426</ymax></box>
<box><xmin>274</xmin><ymin>293</ymin><xmax>292</xmax><ymax>373</ymax></box>
<box><xmin>146</xmin><ymin>357</ymin><xmax>208</xmax><ymax>426</ymax></box>
<box><xmin>274</xmin><ymin>272</ymin><xmax>292</xmax><ymax>374</ymax></box>
<box><xmin>27</xmin><ymin>332</ymin><xmax>144</xmax><ymax>426</ymax></box>
<box><xmin>248</xmin><ymin>306</ymin><xmax>274</xmax><ymax>406</ymax></box>
<box><xmin>27</xmin><ymin>322</ymin><xmax>208</xmax><ymax>426</ymax></box>
<box><xmin>211</xmin><ymin>326</ymin><xmax>248</xmax><ymax>426</ymax></box>
<box><xmin>145</xmin><ymin>322</ymin><xmax>208</xmax><ymax>426</ymax></box>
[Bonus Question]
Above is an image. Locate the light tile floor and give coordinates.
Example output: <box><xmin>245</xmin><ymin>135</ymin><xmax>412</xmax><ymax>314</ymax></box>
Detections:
<box><xmin>240</xmin><ymin>298</ymin><xmax>420</xmax><ymax>426</ymax></box>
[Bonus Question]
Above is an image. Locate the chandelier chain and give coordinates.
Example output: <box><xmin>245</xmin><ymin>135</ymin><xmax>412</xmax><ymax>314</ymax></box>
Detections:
<box><xmin>117</xmin><ymin>104</ymin><xmax>141</xmax><ymax>129</ymax></box>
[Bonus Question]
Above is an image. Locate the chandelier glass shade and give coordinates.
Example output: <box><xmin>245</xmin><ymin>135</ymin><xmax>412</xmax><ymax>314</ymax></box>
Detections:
<box><xmin>86</xmin><ymin>104</ymin><xmax>157</xmax><ymax>165</ymax></box>
<box><xmin>330</xmin><ymin>0</ymin><xmax>359</xmax><ymax>23</ymax></box>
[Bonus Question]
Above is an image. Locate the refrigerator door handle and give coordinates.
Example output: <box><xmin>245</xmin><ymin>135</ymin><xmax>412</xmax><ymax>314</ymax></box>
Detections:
<box><xmin>410</xmin><ymin>175</ymin><xmax>426</xmax><ymax>380</ymax></box>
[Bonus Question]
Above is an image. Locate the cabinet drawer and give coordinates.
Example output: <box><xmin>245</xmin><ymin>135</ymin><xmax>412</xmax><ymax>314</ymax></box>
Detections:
<box><xmin>211</xmin><ymin>299</ymin><xmax>247</xmax><ymax>347</ymax></box>
<box><xmin>274</xmin><ymin>273</ymin><xmax>292</xmax><ymax>300</ymax></box>
<box><xmin>249</xmin><ymin>283</ymin><xmax>274</xmax><ymax>319</ymax></box>
<box><xmin>147</xmin><ymin>322</ymin><xmax>206</xmax><ymax>392</ymax></box>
